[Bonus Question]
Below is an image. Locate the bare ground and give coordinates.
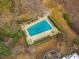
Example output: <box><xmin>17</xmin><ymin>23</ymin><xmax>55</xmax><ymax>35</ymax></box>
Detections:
<box><xmin>53</xmin><ymin>0</ymin><xmax>79</xmax><ymax>24</ymax></box>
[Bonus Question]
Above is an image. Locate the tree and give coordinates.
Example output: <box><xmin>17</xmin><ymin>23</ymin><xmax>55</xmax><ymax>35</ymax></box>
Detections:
<box><xmin>63</xmin><ymin>12</ymin><xmax>79</xmax><ymax>34</ymax></box>
<box><xmin>74</xmin><ymin>39</ymin><xmax>79</xmax><ymax>45</ymax></box>
<box><xmin>63</xmin><ymin>12</ymin><xmax>72</xmax><ymax>23</ymax></box>
<box><xmin>0</xmin><ymin>41</ymin><xmax>10</xmax><ymax>55</ymax></box>
<box><xmin>0</xmin><ymin>36</ymin><xmax>4</xmax><ymax>42</ymax></box>
<box><xmin>0</xmin><ymin>28</ymin><xmax>10</xmax><ymax>55</ymax></box>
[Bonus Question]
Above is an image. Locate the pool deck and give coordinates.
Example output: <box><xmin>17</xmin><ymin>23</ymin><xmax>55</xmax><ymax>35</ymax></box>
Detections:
<box><xmin>21</xmin><ymin>16</ymin><xmax>60</xmax><ymax>45</ymax></box>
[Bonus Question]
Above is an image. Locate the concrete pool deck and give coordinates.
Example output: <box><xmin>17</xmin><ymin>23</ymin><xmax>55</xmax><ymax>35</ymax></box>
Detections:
<box><xmin>21</xmin><ymin>15</ymin><xmax>60</xmax><ymax>45</ymax></box>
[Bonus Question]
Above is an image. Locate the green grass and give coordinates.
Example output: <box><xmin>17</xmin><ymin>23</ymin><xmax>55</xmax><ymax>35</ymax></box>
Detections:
<box><xmin>0</xmin><ymin>0</ymin><xmax>12</xmax><ymax>10</ymax></box>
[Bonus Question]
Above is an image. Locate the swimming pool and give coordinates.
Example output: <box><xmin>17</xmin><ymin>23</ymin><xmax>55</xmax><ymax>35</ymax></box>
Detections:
<box><xmin>27</xmin><ymin>20</ymin><xmax>53</xmax><ymax>36</ymax></box>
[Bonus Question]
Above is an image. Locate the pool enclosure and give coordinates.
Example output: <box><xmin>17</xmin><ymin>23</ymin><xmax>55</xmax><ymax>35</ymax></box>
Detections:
<box><xmin>21</xmin><ymin>15</ymin><xmax>60</xmax><ymax>46</ymax></box>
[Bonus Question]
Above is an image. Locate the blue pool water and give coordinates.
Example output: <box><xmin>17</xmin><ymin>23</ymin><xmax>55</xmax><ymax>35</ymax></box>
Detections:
<box><xmin>27</xmin><ymin>20</ymin><xmax>53</xmax><ymax>36</ymax></box>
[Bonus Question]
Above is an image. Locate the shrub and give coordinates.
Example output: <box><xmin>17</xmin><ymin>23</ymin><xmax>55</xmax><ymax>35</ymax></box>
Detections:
<box><xmin>0</xmin><ymin>41</ymin><xmax>10</xmax><ymax>55</ymax></box>
<box><xmin>74</xmin><ymin>39</ymin><xmax>79</xmax><ymax>45</ymax></box>
<box><xmin>63</xmin><ymin>12</ymin><xmax>72</xmax><ymax>23</ymax></box>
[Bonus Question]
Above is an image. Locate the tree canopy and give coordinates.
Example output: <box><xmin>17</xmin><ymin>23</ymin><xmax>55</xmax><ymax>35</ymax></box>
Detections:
<box><xmin>74</xmin><ymin>39</ymin><xmax>79</xmax><ymax>45</ymax></box>
<box><xmin>63</xmin><ymin>12</ymin><xmax>72</xmax><ymax>23</ymax></box>
<box><xmin>0</xmin><ymin>41</ymin><xmax>10</xmax><ymax>55</ymax></box>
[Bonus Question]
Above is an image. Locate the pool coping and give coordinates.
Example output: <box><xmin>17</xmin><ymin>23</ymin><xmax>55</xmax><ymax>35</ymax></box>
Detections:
<box><xmin>21</xmin><ymin>15</ymin><xmax>61</xmax><ymax>46</ymax></box>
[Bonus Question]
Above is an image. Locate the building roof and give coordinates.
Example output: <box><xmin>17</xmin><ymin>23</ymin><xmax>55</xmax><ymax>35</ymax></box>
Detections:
<box><xmin>62</xmin><ymin>53</ymin><xmax>79</xmax><ymax>59</ymax></box>
<box><xmin>70</xmin><ymin>53</ymin><xmax>79</xmax><ymax>59</ymax></box>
